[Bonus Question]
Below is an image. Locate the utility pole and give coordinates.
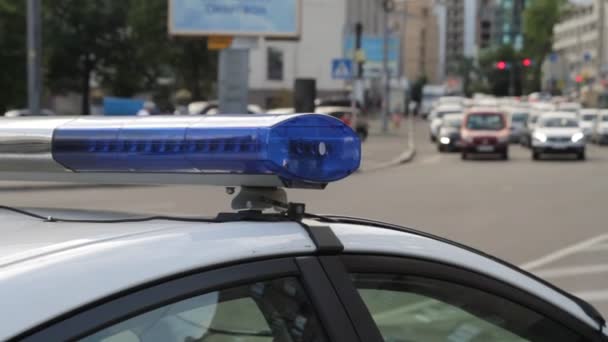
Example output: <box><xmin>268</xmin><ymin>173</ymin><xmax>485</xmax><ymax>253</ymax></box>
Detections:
<box><xmin>27</xmin><ymin>0</ymin><xmax>42</xmax><ymax>116</ymax></box>
<box><xmin>382</xmin><ymin>0</ymin><xmax>394</xmax><ymax>133</ymax></box>
<box><xmin>598</xmin><ymin>0</ymin><xmax>606</xmax><ymax>78</ymax></box>
<box><xmin>351</xmin><ymin>22</ymin><xmax>364</xmax><ymax>132</ymax></box>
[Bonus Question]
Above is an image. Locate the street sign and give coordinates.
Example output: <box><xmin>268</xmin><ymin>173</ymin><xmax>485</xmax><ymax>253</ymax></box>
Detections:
<box><xmin>550</xmin><ymin>53</ymin><xmax>558</xmax><ymax>63</ymax></box>
<box><xmin>332</xmin><ymin>59</ymin><xmax>353</xmax><ymax>80</ymax></box>
<box><xmin>169</xmin><ymin>0</ymin><xmax>301</xmax><ymax>38</ymax></box>
<box><xmin>344</xmin><ymin>35</ymin><xmax>400</xmax><ymax>78</ymax></box>
<box><xmin>208</xmin><ymin>36</ymin><xmax>233</xmax><ymax>50</ymax></box>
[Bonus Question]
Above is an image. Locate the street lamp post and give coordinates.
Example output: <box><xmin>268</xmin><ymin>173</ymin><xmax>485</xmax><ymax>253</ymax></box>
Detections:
<box><xmin>382</xmin><ymin>0</ymin><xmax>394</xmax><ymax>133</ymax></box>
<box><xmin>27</xmin><ymin>0</ymin><xmax>42</xmax><ymax>116</ymax></box>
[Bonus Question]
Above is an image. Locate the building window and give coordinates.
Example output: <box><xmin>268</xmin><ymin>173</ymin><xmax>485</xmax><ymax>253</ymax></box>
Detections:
<box><xmin>267</xmin><ymin>47</ymin><xmax>284</xmax><ymax>81</ymax></box>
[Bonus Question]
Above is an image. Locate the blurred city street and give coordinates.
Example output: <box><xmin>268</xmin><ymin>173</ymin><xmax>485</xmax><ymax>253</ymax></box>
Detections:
<box><xmin>4</xmin><ymin>117</ymin><xmax>608</xmax><ymax>316</ymax></box>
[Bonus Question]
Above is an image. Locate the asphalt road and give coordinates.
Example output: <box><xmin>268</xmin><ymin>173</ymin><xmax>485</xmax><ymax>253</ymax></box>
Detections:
<box><xmin>3</xmin><ymin>117</ymin><xmax>608</xmax><ymax>316</ymax></box>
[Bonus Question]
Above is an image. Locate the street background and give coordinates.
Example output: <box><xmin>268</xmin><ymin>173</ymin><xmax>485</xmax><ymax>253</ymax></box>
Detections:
<box><xmin>3</xmin><ymin>117</ymin><xmax>607</xmax><ymax>315</ymax></box>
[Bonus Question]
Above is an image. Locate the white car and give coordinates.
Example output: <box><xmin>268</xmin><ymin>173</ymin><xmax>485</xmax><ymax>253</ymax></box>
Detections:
<box><xmin>428</xmin><ymin>104</ymin><xmax>463</xmax><ymax>142</ymax></box>
<box><xmin>531</xmin><ymin>112</ymin><xmax>586</xmax><ymax>160</ymax></box>
<box><xmin>578</xmin><ymin>108</ymin><xmax>599</xmax><ymax>138</ymax></box>
<box><xmin>592</xmin><ymin>110</ymin><xmax>608</xmax><ymax>144</ymax></box>
<box><xmin>557</xmin><ymin>102</ymin><xmax>582</xmax><ymax>113</ymax></box>
<box><xmin>0</xmin><ymin>115</ymin><xmax>606</xmax><ymax>341</ymax></box>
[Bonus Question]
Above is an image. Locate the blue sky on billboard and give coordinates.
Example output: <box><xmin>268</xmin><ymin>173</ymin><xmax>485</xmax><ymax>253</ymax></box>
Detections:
<box><xmin>169</xmin><ymin>0</ymin><xmax>299</xmax><ymax>37</ymax></box>
<box><xmin>344</xmin><ymin>36</ymin><xmax>400</xmax><ymax>62</ymax></box>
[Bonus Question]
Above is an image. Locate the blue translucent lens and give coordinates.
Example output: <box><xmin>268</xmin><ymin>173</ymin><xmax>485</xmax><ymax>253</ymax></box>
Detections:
<box><xmin>52</xmin><ymin>114</ymin><xmax>361</xmax><ymax>185</ymax></box>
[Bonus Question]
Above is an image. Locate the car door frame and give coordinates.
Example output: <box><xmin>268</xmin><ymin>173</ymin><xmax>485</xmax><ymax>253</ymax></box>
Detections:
<box><xmin>12</xmin><ymin>256</ymin><xmax>360</xmax><ymax>342</ymax></box>
<box><xmin>324</xmin><ymin>254</ymin><xmax>605</xmax><ymax>342</ymax></box>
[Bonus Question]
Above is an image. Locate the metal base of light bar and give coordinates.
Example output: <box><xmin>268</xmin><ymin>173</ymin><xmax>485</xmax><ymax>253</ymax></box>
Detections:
<box><xmin>231</xmin><ymin>187</ymin><xmax>287</xmax><ymax>211</ymax></box>
<box><xmin>0</xmin><ymin>172</ymin><xmax>285</xmax><ymax>187</ymax></box>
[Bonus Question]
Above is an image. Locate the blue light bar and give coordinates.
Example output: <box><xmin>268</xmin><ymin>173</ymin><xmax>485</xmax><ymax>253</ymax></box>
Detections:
<box><xmin>51</xmin><ymin>114</ymin><xmax>361</xmax><ymax>186</ymax></box>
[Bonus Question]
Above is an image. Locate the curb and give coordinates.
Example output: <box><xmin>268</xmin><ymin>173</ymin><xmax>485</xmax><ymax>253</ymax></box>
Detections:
<box><xmin>359</xmin><ymin>147</ymin><xmax>416</xmax><ymax>173</ymax></box>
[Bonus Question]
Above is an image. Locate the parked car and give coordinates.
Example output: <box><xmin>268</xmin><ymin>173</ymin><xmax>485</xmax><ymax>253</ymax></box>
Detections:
<box><xmin>506</xmin><ymin>108</ymin><xmax>529</xmax><ymax>143</ymax></box>
<box><xmin>437</xmin><ymin>113</ymin><xmax>463</xmax><ymax>152</ymax></box>
<box><xmin>428</xmin><ymin>104</ymin><xmax>463</xmax><ymax>142</ymax></box>
<box><xmin>592</xmin><ymin>110</ymin><xmax>608</xmax><ymax>144</ymax></box>
<box><xmin>188</xmin><ymin>101</ymin><xmax>263</xmax><ymax>115</ymax></box>
<box><xmin>578</xmin><ymin>108</ymin><xmax>598</xmax><ymax>139</ymax></box>
<box><xmin>461</xmin><ymin>108</ymin><xmax>510</xmax><ymax>160</ymax></box>
<box><xmin>521</xmin><ymin>102</ymin><xmax>556</xmax><ymax>147</ymax></box>
<box><xmin>557</xmin><ymin>102</ymin><xmax>582</xmax><ymax>113</ymax></box>
<box><xmin>4</xmin><ymin>108</ymin><xmax>56</xmax><ymax>117</ymax></box>
<box><xmin>531</xmin><ymin>112</ymin><xmax>585</xmax><ymax>160</ymax></box>
<box><xmin>314</xmin><ymin>106</ymin><xmax>369</xmax><ymax>142</ymax></box>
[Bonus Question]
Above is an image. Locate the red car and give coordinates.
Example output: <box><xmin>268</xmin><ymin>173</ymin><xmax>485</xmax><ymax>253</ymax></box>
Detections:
<box><xmin>460</xmin><ymin>109</ymin><xmax>510</xmax><ymax>160</ymax></box>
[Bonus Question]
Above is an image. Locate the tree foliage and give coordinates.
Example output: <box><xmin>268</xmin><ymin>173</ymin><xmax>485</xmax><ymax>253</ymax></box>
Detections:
<box><xmin>522</xmin><ymin>0</ymin><xmax>566</xmax><ymax>92</ymax></box>
<box><xmin>0</xmin><ymin>0</ymin><xmax>217</xmax><ymax>114</ymax></box>
<box><xmin>0</xmin><ymin>0</ymin><xmax>26</xmax><ymax>113</ymax></box>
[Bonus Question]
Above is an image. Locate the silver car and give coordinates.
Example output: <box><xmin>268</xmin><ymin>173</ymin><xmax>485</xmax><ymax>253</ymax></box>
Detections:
<box><xmin>531</xmin><ymin>112</ymin><xmax>586</xmax><ymax>160</ymax></box>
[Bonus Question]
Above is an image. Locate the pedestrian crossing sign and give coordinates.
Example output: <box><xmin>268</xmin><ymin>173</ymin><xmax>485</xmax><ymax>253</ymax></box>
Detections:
<box><xmin>332</xmin><ymin>59</ymin><xmax>353</xmax><ymax>80</ymax></box>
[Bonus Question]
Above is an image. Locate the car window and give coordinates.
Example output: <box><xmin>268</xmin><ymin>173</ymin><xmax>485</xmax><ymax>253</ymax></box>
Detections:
<box><xmin>602</xmin><ymin>116</ymin><xmax>608</xmax><ymax>122</ymax></box>
<box><xmin>352</xmin><ymin>273</ymin><xmax>584</xmax><ymax>342</ymax></box>
<box><xmin>581</xmin><ymin>114</ymin><xmax>597</xmax><ymax>121</ymax></box>
<box><xmin>466</xmin><ymin>114</ymin><xmax>505</xmax><ymax>130</ymax></box>
<box><xmin>511</xmin><ymin>113</ymin><xmax>528</xmax><ymax>123</ymax></box>
<box><xmin>79</xmin><ymin>277</ymin><xmax>327</xmax><ymax>342</ymax></box>
<box><xmin>540</xmin><ymin>118</ymin><xmax>578</xmax><ymax>128</ymax></box>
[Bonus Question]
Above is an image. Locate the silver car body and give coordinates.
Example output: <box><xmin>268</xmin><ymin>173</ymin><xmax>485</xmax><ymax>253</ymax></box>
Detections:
<box><xmin>531</xmin><ymin>112</ymin><xmax>585</xmax><ymax>150</ymax></box>
<box><xmin>0</xmin><ymin>208</ymin><xmax>605</xmax><ymax>340</ymax></box>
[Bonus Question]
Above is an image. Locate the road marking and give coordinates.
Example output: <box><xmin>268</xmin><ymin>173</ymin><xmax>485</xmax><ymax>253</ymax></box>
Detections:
<box><xmin>583</xmin><ymin>243</ymin><xmax>608</xmax><ymax>252</ymax></box>
<box><xmin>534</xmin><ymin>264</ymin><xmax>608</xmax><ymax>279</ymax></box>
<box><xmin>520</xmin><ymin>233</ymin><xmax>608</xmax><ymax>271</ymax></box>
<box><xmin>573</xmin><ymin>289</ymin><xmax>608</xmax><ymax>302</ymax></box>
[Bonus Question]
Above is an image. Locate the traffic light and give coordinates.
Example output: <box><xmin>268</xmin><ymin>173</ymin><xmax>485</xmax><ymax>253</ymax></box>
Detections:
<box><xmin>522</xmin><ymin>58</ymin><xmax>532</xmax><ymax>67</ymax></box>
<box><xmin>575</xmin><ymin>75</ymin><xmax>584</xmax><ymax>83</ymax></box>
<box><xmin>496</xmin><ymin>61</ymin><xmax>507</xmax><ymax>70</ymax></box>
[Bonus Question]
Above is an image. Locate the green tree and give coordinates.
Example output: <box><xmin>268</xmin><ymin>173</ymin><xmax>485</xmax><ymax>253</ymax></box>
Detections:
<box><xmin>43</xmin><ymin>0</ymin><xmax>132</xmax><ymax>114</ymax></box>
<box><xmin>523</xmin><ymin>0</ymin><xmax>566</xmax><ymax>92</ymax></box>
<box><xmin>0</xmin><ymin>0</ymin><xmax>26</xmax><ymax>113</ymax></box>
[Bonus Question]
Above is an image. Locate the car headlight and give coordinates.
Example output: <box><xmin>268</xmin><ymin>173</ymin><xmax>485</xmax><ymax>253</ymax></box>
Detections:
<box><xmin>571</xmin><ymin>132</ymin><xmax>585</xmax><ymax>143</ymax></box>
<box><xmin>532</xmin><ymin>132</ymin><xmax>547</xmax><ymax>143</ymax></box>
<box><xmin>440</xmin><ymin>137</ymin><xmax>451</xmax><ymax>144</ymax></box>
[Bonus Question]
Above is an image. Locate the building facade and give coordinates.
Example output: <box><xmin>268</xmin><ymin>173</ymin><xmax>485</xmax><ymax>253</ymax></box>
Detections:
<box><xmin>443</xmin><ymin>0</ymin><xmax>477</xmax><ymax>75</ymax></box>
<box><xmin>477</xmin><ymin>0</ymin><xmax>496</xmax><ymax>50</ymax></box>
<box><xmin>248</xmin><ymin>0</ymin><xmax>349</xmax><ymax>109</ymax></box>
<box><xmin>396</xmin><ymin>0</ymin><xmax>441</xmax><ymax>83</ymax></box>
<box><xmin>551</xmin><ymin>0</ymin><xmax>608</xmax><ymax>88</ymax></box>
<box><xmin>493</xmin><ymin>0</ymin><xmax>530</xmax><ymax>50</ymax></box>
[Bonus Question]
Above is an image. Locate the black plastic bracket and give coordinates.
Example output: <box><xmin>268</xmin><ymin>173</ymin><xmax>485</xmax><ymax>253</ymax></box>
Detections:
<box><xmin>300</xmin><ymin>223</ymin><xmax>344</xmax><ymax>255</ymax></box>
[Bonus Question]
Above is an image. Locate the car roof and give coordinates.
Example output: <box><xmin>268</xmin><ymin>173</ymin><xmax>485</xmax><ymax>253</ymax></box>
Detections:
<box><xmin>314</xmin><ymin>106</ymin><xmax>357</xmax><ymax>113</ymax></box>
<box><xmin>0</xmin><ymin>209</ymin><xmax>600</xmax><ymax>339</ymax></box>
<box><xmin>443</xmin><ymin>113</ymin><xmax>463</xmax><ymax>120</ymax></box>
<box><xmin>579</xmin><ymin>109</ymin><xmax>598</xmax><ymax>115</ymax></box>
<box><xmin>435</xmin><ymin>104</ymin><xmax>463</xmax><ymax>111</ymax></box>
<box><xmin>467</xmin><ymin>107</ymin><xmax>504</xmax><ymax>115</ymax></box>
<box><xmin>540</xmin><ymin>111</ymin><xmax>579</xmax><ymax>119</ymax></box>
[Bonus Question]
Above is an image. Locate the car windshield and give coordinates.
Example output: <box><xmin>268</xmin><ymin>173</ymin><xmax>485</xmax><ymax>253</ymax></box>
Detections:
<box><xmin>511</xmin><ymin>113</ymin><xmax>528</xmax><ymax>123</ymax></box>
<box><xmin>540</xmin><ymin>117</ymin><xmax>579</xmax><ymax>128</ymax></box>
<box><xmin>466</xmin><ymin>114</ymin><xmax>505</xmax><ymax>130</ymax></box>
<box><xmin>582</xmin><ymin>114</ymin><xmax>597</xmax><ymax>121</ymax></box>
<box><xmin>603</xmin><ymin>116</ymin><xmax>608</xmax><ymax>122</ymax></box>
<box><xmin>444</xmin><ymin>118</ymin><xmax>462</xmax><ymax>128</ymax></box>
<box><xmin>437</xmin><ymin>111</ymin><xmax>461</xmax><ymax>118</ymax></box>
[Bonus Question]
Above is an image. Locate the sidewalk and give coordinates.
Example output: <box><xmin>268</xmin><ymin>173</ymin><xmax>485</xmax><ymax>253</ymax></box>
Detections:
<box><xmin>360</xmin><ymin>117</ymin><xmax>415</xmax><ymax>172</ymax></box>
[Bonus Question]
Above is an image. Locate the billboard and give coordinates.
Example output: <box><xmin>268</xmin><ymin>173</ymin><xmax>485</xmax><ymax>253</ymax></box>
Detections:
<box><xmin>344</xmin><ymin>35</ymin><xmax>400</xmax><ymax>79</ymax></box>
<box><xmin>169</xmin><ymin>0</ymin><xmax>301</xmax><ymax>38</ymax></box>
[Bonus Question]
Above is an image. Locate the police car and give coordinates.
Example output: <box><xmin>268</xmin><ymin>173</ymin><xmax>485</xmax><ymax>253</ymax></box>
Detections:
<box><xmin>0</xmin><ymin>115</ymin><xmax>606</xmax><ymax>342</ymax></box>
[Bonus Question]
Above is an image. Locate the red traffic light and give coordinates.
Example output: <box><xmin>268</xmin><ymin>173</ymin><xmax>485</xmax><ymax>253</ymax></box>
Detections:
<box><xmin>575</xmin><ymin>75</ymin><xmax>584</xmax><ymax>83</ymax></box>
<box><xmin>496</xmin><ymin>61</ymin><xmax>507</xmax><ymax>70</ymax></box>
<box><xmin>522</xmin><ymin>58</ymin><xmax>532</xmax><ymax>67</ymax></box>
